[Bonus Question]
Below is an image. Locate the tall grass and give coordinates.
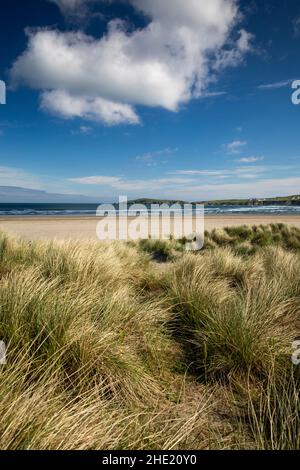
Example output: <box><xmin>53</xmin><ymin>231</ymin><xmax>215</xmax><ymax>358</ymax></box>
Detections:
<box><xmin>205</xmin><ymin>223</ymin><xmax>300</xmax><ymax>254</ymax></box>
<box><xmin>166</xmin><ymin>248</ymin><xmax>298</xmax><ymax>381</ymax></box>
<box><xmin>0</xmin><ymin>225</ymin><xmax>299</xmax><ymax>449</ymax></box>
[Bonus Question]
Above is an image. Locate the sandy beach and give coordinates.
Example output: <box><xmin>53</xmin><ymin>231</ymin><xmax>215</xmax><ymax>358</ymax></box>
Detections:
<box><xmin>1</xmin><ymin>215</ymin><xmax>300</xmax><ymax>241</ymax></box>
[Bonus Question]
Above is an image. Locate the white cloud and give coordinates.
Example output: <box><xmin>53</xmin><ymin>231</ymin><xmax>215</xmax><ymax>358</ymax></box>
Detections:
<box><xmin>51</xmin><ymin>0</ymin><xmax>87</xmax><ymax>9</ymax></box>
<box><xmin>223</xmin><ymin>140</ymin><xmax>247</xmax><ymax>154</ymax></box>
<box><xmin>214</xmin><ymin>28</ymin><xmax>253</xmax><ymax>69</ymax></box>
<box><xmin>50</xmin><ymin>0</ymin><xmax>95</xmax><ymax>18</ymax></box>
<box><xmin>69</xmin><ymin>174</ymin><xmax>193</xmax><ymax>192</ymax></box>
<box><xmin>176</xmin><ymin>177</ymin><xmax>300</xmax><ymax>200</ymax></box>
<box><xmin>238</xmin><ymin>156</ymin><xmax>264</xmax><ymax>163</ymax></box>
<box><xmin>79</xmin><ymin>125</ymin><xmax>93</xmax><ymax>134</ymax></box>
<box><xmin>70</xmin><ymin>175</ymin><xmax>122</xmax><ymax>185</ymax></box>
<box><xmin>41</xmin><ymin>90</ymin><xmax>139</xmax><ymax>125</ymax></box>
<box><xmin>71</xmin><ymin>125</ymin><xmax>93</xmax><ymax>135</ymax></box>
<box><xmin>69</xmin><ymin>165</ymin><xmax>267</xmax><ymax>190</ymax></box>
<box><xmin>171</xmin><ymin>169</ymin><xmax>230</xmax><ymax>177</ymax></box>
<box><xmin>11</xmin><ymin>0</ymin><xmax>252</xmax><ymax>125</ymax></box>
<box><xmin>171</xmin><ymin>166</ymin><xmax>265</xmax><ymax>178</ymax></box>
<box><xmin>2</xmin><ymin>158</ymin><xmax>294</xmax><ymax>200</ymax></box>
<box><xmin>258</xmin><ymin>80</ymin><xmax>292</xmax><ymax>90</ymax></box>
<box><xmin>69</xmin><ymin>168</ymin><xmax>300</xmax><ymax>200</ymax></box>
<box><xmin>51</xmin><ymin>0</ymin><xmax>91</xmax><ymax>12</ymax></box>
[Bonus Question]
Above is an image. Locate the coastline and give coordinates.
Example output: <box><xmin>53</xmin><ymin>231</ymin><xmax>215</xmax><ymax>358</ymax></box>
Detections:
<box><xmin>1</xmin><ymin>214</ymin><xmax>300</xmax><ymax>240</ymax></box>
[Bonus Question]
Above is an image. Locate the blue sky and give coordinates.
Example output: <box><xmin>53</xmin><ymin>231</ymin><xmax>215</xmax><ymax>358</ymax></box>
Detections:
<box><xmin>0</xmin><ymin>0</ymin><xmax>300</xmax><ymax>202</ymax></box>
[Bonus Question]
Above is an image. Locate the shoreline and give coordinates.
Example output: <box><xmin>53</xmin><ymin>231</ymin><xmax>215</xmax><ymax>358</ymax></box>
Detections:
<box><xmin>1</xmin><ymin>213</ymin><xmax>300</xmax><ymax>220</ymax></box>
<box><xmin>1</xmin><ymin>214</ymin><xmax>300</xmax><ymax>241</ymax></box>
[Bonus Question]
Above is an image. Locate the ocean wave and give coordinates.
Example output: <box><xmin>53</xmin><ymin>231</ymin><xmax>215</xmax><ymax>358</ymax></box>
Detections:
<box><xmin>204</xmin><ymin>205</ymin><xmax>300</xmax><ymax>215</ymax></box>
<box><xmin>0</xmin><ymin>209</ymin><xmax>97</xmax><ymax>216</ymax></box>
<box><xmin>0</xmin><ymin>205</ymin><xmax>300</xmax><ymax>216</ymax></box>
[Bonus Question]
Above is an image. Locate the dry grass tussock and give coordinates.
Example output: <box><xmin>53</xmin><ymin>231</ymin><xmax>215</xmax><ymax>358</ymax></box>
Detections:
<box><xmin>0</xmin><ymin>225</ymin><xmax>299</xmax><ymax>449</ymax></box>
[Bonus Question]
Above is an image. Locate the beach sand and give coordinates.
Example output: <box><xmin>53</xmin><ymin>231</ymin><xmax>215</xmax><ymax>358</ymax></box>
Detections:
<box><xmin>1</xmin><ymin>215</ymin><xmax>300</xmax><ymax>241</ymax></box>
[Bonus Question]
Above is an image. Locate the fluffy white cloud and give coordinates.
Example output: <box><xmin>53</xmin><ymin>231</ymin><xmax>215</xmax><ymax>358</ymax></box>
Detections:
<box><xmin>12</xmin><ymin>0</ymin><xmax>251</xmax><ymax>125</ymax></box>
<box><xmin>41</xmin><ymin>90</ymin><xmax>139</xmax><ymax>124</ymax></box>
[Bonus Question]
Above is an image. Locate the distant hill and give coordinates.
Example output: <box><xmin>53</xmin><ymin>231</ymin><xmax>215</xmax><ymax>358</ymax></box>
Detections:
<box><xmin>128</xmin><ymin>198</ymin><xmax>187</xmax><ymax>205</ymax></box>
<box><xmin>194</xmin><ymin>195</ymin><xmax>300</xmax><ymax>206</ymax></box>
<box><xmin>0</xmin><ymin>186</ymin><xmax>100</xmax><ymax>203</ymax></box>
<box><xmin>1</xmin><ymin>187</ymin><xmax>300</xmax><ymax>206</ymax></box>
<box><xmin>129</xmin><ymin>196</ymin><xmax>300</xmax><ymax>206</ymax></box>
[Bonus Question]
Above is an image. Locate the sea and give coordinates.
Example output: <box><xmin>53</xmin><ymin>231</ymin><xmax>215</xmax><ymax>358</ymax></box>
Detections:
<box><xmin>0</xmin><ymin>203</ymin><xmax>300</xmax><ymax>217</ymax></box>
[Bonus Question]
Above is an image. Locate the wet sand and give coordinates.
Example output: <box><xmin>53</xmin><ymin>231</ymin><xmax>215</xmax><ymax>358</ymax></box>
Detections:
<box><xmin>0</xmin><ymin>215</ymin><xmax>300</xmax><ymax>241</ymax></box>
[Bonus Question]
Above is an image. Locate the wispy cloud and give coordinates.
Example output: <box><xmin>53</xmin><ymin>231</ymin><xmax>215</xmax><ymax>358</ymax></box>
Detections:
<box><xmin>69</xmin><ymin>174</ymin><xmax>193</xmax><ymax>192</ymax></box>
<box><xmin>171</xmin><ymin>166</ymin><xmax>265</xmax><ymax>179</ymax></box>
<box><xmin>72</xmin><ymin>125</ymin><xmax>93</xmax><ymax>135</ymax></box>
<box><xmin>258</xmin><ymin>80</ymin><xmax>293</xmax><ymax>90</ymax></box>
<box><xmin>70</xmin><ymin>165</ymin><xmax>270</xmax><ymax>195</ymax></box>
<box><xmin>174</xmin><ymin>177</ymin><xmax>300</xmax><ymax>200</ymax></box>
<box><xmin>136</xmin><ymin>148</ymin><xmax>178</xmax><ymax>166</ymax></box>
<box><xmin>3</xmin><ymin>162</ymin><xmax>300</xmax><ymax>202</ymax></box>
<box><xmin>223</xmin><ymin>140</ymin><xmax>247</xmax><ymax>154</ymax></box>
<box><xmin>69</xmin><ymin>168</ymin><xmax>300</xmax><ymax>200</ymax></box>
<box><xmin>237</xmin><ymin>156</ymin><xmax>264</xmax><ymax>163</ymax></box>
<box><xmin>70</xmin><ymin>176</ymin><xmax>122</xmax><ymax>186</ymax></box>
<box><xmin>79</xmin><ymin>125</ymin><xmax>93</xmax><ymax>135</ymax></box>
<box><xmin>201</xmin><ymin>91</ymin><xmax>228</xmax><ymax>98</ymax></box>
<box><xmin>170</xmin><ymin>169</ymin><xmax>228</xmax><ymax>177</ymax></box>
<box><xmin>0</xmin><ymin>166</ymin><xmax>42</xmax><ymax>189</ymax></box>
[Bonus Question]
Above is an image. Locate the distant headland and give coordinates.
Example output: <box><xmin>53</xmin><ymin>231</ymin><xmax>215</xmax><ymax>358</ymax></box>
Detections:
<box><xmin>129</xmin><ymin>195</ymin><xmax>300</xmax><ymax>207</ymax></box>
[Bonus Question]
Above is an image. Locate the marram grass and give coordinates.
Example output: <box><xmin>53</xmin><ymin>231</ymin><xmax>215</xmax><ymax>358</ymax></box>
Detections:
<box><xmin>0</xmin><ymin>225</ymin><xmax>299</xmax><ymax>449</ymax></box>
